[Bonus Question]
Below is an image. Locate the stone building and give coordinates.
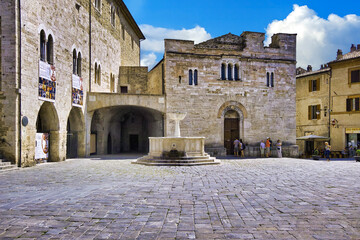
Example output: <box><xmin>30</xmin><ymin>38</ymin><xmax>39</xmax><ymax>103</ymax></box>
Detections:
<box><xmin>150</xmin><ymin>32</ymin><xmax>299</xmax><ymax>157</ymax></box>
<box><xmin>296</xmin><ymin>44</ymin><xmax>360</xmax><ymax>156</ymax></box>
<box><xmin>1</xmin><ymin>0</ymin><xmax>299</xmax><ymax>167</ymax></box>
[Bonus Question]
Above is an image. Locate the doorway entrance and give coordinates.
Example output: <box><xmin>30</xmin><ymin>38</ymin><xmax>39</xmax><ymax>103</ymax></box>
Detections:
<box><xmin>129</xmin><ymin>135</ymin><xmax>139</xmax><ymax>152</ymax></box>
<box><xmin>224</xmin><ymin>110</ymin><xmax>240</xmax><ymax>155</ymax></box>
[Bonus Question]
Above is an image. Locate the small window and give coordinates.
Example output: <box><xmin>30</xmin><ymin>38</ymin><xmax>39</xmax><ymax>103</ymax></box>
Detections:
<box><xmin>94</xmin><ymin>62</ymin><xmax>98</xmax><ymax>83</ymax></box>
<box><xmin>221</xmin><ymin>63</ymin><xmax>226</xmax><ymax>80</ymax></box>
<box><xmin>308</xmin><ymin>105</ymin><xmax>320</xmax><ymax>120</ymax></box>
<box><xmin>350</xmin><ymin>69</ymin><xmax>360</xmax><ymax>83</ymax></box>
<box><xmin>270</xmin><ymin>72</ymin><xmax>274</xmax><ymax>87</ymax></box>
<box><xmin>122</xmin><ymin>25</ymin><xmax>125</xmax><ymax>40</ymax></box>
<box><xmin>111</xmin><ymin>5</ymin><xmax>115</xmax><ymax>26</ymax></box>
<box><xmin>110</xmin><ymin>73</ymin><xmax>115</xmax><ymax>92</ymax></box>
<box><xmin>46</xmin><ymin>35</ymin><xmax>53</xmax><ymax>64</ymax></box>
<box><xmin>266</xmin><ymin>72</ymin><xmax>270</xmax><ymax>87</ymax></box>
<box><xmin>40</xmin><ymin>30</ymin><xmax>46</xmax><ymax>61</ymax></box>
<box><xmin>346</xmin><ymin>97</ymin><xmax>360</xmax><ymax>112</ymax></box>
<box><xmin>235</xmin><ymin>64</ymin><xmax>240</xmax><ymax>81</ymax></box>
<box><xmin>73</xmin><ymin>50</ymin><xmax>77</xmax><ymax>75</ymax></box>
<box><xmin>189</xmin><ymin>69</ymin><xmax>193</xmax><ymax>85</ymax></box>
<box><xmin>132</xmin><ymin>39</ymin><xmax>134</xmax><ymax>50</ymax></box>
<box><xmin>194</xmin><ymin>70</ymin><xmax>198</xmax><ymax>86</ymax></box>
<box><xmin>77</xmin><ymin>52</ymin><xmax>82</xmax><ymax>77</ymax></box>
<box><xmin>228</xmin><ymin>64</ymin><xmax>233</xmax><ymax>80</ymax></box>
<box><xmin>97</xmin><ymin>65</ymin><xmax>101</xmax><ymax>85</ymax></box>
<box><xmin>309</xmin><ymin>79</ymin><xmax>320</xmax><ymax>92</ymax></box>
<box><xmin>120</xmin><ymin>86</ymin><xmax>128</xmax><ymax>93</ymax></box>
<box><xmin>95</xmin><ymin>0</ymin><xmax>101</xmax><ymax>11</ymax></box>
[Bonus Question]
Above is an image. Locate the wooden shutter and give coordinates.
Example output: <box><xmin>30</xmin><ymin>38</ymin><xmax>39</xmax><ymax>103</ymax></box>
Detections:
<box><xmin>346</xmin><ymin>98</ymin><xmax>352</xmax><ymax>112</ymax></box>
<box><xmin>316</xmin><ymin>105</ymin><xmax>321</xmax><ymax>119</ymax></box>
<box><xmin>355</xmin><ymin>98</ymin><xmax>360</xmax><ymax>111</ymax></box>
<box><xmin>316</xmin><ymin>79</ymin><xmax>320</xmax><ymax>91</ymax></box>
<box><xmin>308</xmin><ymin>106</ymin><xmax>312</xmax><ymax>120</ymax></box>
<box><xmin>351</xmin><ymin>70</ymin><xmax>360</xmax><ymax>83</ymax></box>
<box><xmin>309</xmin><ymin>80</ymin><xmax>312</xmax><ymax>92</ymax></box>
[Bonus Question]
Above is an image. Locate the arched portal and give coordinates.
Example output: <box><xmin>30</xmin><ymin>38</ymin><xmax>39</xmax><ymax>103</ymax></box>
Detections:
<box><xmin>36</xmin><ymin>102</ymin><xmax>60</xmax><ymax>162</ymax></box>
<box><xmin>66</xmin><ymin>107</ymin><xmax>85</xmax><ymax>158</ymax></box>
<box><xmin>224</xmin><ymin>110</ymin><xmax>240</xmax><ymax>155</ymax></box>
<box><xmin>90</xmin><ymin>106</ymin><xmax>164</xmax><ymax>155</ymax></box>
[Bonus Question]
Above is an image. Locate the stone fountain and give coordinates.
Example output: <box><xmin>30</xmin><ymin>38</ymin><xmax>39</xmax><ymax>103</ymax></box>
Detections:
<box><xmin>133</xmin><ymin>112</ymin><xmax>220</xmax><ymax>166</ymax></box>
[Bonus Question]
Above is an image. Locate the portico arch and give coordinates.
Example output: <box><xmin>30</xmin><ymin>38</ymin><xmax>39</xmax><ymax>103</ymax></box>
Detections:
<box><xmin>66</xmin><ymin>107</ymin><xmax>85</xmax><ymax>158</ymax></box>
<box><xmin>36</xmin><ymin>102</ymin><xmax>60</xmax><ymax>162</ymax></box>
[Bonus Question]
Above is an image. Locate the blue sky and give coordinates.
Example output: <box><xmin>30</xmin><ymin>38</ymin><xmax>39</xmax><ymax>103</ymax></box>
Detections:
<box><xmin>123</xmin><ymin>0</ymin><xmax>360</xmax><ymax>69</ymax></box>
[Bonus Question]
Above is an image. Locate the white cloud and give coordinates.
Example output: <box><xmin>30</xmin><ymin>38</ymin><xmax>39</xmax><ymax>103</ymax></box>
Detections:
<box><xmin>140</xmin><ymin>52</ymin><xmax>157</xmax><ymax>68</ymax></box>
<box><xmin>139</xmin><ymin>25</ymin><xmax>211</xmax><ymax>69</ymax></box>
<box><xmin>265</xmin><ymin>4</ymin><xmax>360</xmax><ymax>69</ymax></box>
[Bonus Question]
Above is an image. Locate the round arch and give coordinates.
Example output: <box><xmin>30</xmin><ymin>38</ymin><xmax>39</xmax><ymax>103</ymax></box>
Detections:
<box><xmin>35</xmin><ymin>102</ymin><xmax>60</xmax><ymax>162</ymax></box>
<box><xmin>66</xmin><ymin>107</ymin><xmax>85</xmax><ymax>158</ymax></box>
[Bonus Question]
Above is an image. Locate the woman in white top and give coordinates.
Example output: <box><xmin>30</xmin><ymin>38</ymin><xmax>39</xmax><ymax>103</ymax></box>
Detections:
<box><xmin>276</xmin><ymin>140</ymin><xmax>282</xmax><ymax>158</ymax></box>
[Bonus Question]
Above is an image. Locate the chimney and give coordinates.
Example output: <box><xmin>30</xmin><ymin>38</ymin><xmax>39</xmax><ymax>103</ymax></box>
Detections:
<box><xmin>307</xmin><ymin>65</ymin><xmax>312</xmax><ymax>72</ymax></box>
<box><xmin>350</xmin><ymin>44</ymin><xmax>356</xmax><ymax>52</ymax></box>
<box><xmin>357</xmin><ymin>44</ymin><xmax>360</xmax><ymax>50</ymax></box>
<box><xmin>337</xmin><ymin>49</ymin><xmax>343</xmax><ymax>60</ymax></box>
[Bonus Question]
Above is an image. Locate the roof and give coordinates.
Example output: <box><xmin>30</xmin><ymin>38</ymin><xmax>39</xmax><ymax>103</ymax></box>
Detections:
<box><xmin>117</xmin><ymin>0</ymin><xmax>145</xmax><ymax>40</ymax></box>
<box><xmin>329</xmin><ymin>50</ymin><xmax>360</xmax><ymax>64</ymax></box>
<box><xmin>296</xmin><ymin>67</ymin><xmax>330</xmax><ymax>78</ymax></box>
<box><xmin>195</xmin><ymin>33</ymin><xmax>245</xmax><ymax>50</ymax></box>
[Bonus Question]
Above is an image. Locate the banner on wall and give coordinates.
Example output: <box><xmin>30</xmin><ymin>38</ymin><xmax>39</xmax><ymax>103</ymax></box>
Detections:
<box><xmin>72</xmin><ymin>74</ymin><xmax>83</xmax><ymax>107</ymax></box>
<box><xmin>39</xmin><ymin>61</ymin><xmax>56</xmax><ymax>102</ymax></box>
<box><xmin>35</xmin><ymin>133</ymin><xmax>49</xmax><ymax>161</ymax></box>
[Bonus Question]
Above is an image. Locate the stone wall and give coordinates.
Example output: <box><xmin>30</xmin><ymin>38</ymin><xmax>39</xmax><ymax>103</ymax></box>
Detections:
<box><xmin>162</xmin><ymin>32</ymin><xmax>298</xmax><ymax>157</ymax></box>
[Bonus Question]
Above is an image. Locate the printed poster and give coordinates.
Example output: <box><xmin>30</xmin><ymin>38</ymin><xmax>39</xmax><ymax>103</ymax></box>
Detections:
<box><xmin>35</xmin><ymin>133</ymin><xmax>49</xmax><ymax>160</ymax></box>
<box><xmin>72</xmin><ymin>74</ymin><xmax>83</xmax><ymax>107</ymax></box>
<box><xmin>39</xmin><ymin>60</ymin><xmax>56</xmax><ymax>102</ymax></box>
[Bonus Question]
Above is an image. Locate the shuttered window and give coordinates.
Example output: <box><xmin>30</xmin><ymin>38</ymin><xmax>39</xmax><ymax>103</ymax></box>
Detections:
<box><xmin>309</xmin><ymin>79</ymin><xmax>320</xmax><ymax>92</ymax></box>
<box><xmin>347</xmin><ymin>97</ymin><xmax>360</xmax><ymax>111</ymax></box>
<box><xmin>308</xmin><ymin>105</ymin><xmax>321</xmax><ymax>120</ymax></box>
<box><xmin>351</xmin><ymin>70</ymin><xmax>360</xmax><ymax>83</ymax></box>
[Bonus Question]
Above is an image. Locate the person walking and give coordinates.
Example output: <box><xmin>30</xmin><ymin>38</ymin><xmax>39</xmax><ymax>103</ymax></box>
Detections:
<box><xmin>260</xmin><ymin>140</ymin><xmax>265</xmax><ymax>157</ymax></box>
<box><xmin>276</xmin><ymin>139</ymin><xmax>282</xmax><ymax>158</ymax></box>
<box><xmin>324</xmin><ymin>142</ymin><xmax>331</xmax><ymax>162</ymax></box>
<box><xmin>265</xmin><ymin>137</ymin><xmax>271</xmax><ymax>157</ymax></box>
<box><xmin>233</xmin><ymin>138</ymin><xmax>240</xmax><ymax>156</ymax></box>
<box><xmin>240</xmin><ymin>139</ymin><xmax>245</xmax><ymax>158</ymax></box>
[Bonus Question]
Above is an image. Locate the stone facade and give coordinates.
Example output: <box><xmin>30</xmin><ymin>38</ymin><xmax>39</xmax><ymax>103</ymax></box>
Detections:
<box><xmin>152</xmin><ymin>32</ymin><xmax>299</xmax><ymax>157</ymax></box>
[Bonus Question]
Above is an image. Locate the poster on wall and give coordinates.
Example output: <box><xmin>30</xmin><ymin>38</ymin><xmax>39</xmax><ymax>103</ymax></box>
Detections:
<box><xmin>39</xmin><ymin>60</ymin><xmax>56</xmax><ymax>102</ymax></box>
<box><xmin>35</xmin><ymin>133</ymin><xmax>49</xmax><ymax>162</ymax></box>
<box><xmin>72</xmin><ymin>74</ymin><xmax>83</xmax><ymax>107</ymax></box>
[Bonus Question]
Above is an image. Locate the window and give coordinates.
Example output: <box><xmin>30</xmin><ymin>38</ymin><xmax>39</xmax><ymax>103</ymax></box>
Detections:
<box><xmin>73</xmin><ymin>50</ymin><xmax>77</xmax><ymax>75</ymax></box>
<box><xmin>309</xmin><ymin>79</ymin><xmax>320</xmax><ymax>92</ymax></box>
<box><xmin>132</xmin><ymin>39</ymin><xmax>134</xmax><ymax>50</ymax></box>
<box><xmin>228</xmin><ymin>64</ymin><xmax>233</xmax><ymax>80</ymax></box>
<box><xmin>94</xmin><ymin>62</ymin><xmax>98</xmax><ymax>83</ymax></box>
<box><xmin>346</xmin><ymin>97</ymin><xmax>360</xmax><ymax>112</ymax></box>
<box><xmin>270</xmin><ymin>72</ymin><xmax>274</xmax><ymax>87</ymax></box>
<box><xmin>46</xmin><ymin>35</ymin><xmax>53</xmax><ymax>64</ymax></box>
<box><xmin>189</xmin><ymin>70</ymin><xmax>193</xmax><ymax>85</ymax></box>
<box><xmin>110</xmin><ymin>73</ymin><xmax>115</xmax><ymax>92</ymax></box>
<box><xmin>122</xmin><ymin>25</ymin><xmax>125</xmax><ymax>40</ymax></box>
<box><xmin>40</xmin><ymin>30</ymin><xmax>46</xmax><ymax>61</ymax></box>
<box><xmin>267</xmin><ymin>72</ymin><xmax>274</xmax><ymax>87</ymax></box>
<box><xmin>266</xmin><ymin>72</ymin><xmax>270</xmax><ymax>87</ymax></box>
<box><xmin>94</xmin><ymin>63</ymin><xmax>101</xmax><ymax>85</ymax></box>
<box><xmin>77</xmin><ymin>52</ymin><xmax>82</xmax><ymax>77</ymax></box>
<box><xmin>120</xmin><ymin>86</ymin><xmax>128</xmax><ymax>93</ymax></box>
<box><xmin>111</xmin><ymin>5</ymin><xmax>115</xmax><ymax>26</ymax></box>
<box><xmin>221</xmin><ymin>63</ymin><xmax>226</xmax><ymax>80</ymax></box>
<box><xmin>235</xmin><ymin>64</ymin><xmax>240</xmax><ymax>81</ymax></box>
<box><xmin>194</xmin><ymin>70</ymin><xmax>198</xmax><ymax>85</ymax></box>
<box><xmin>350</xmin><ymin>69</ymin><xmax>360</xmax><ymax>83</ymax></box>
<box><xmin>308</xmin><ymin>105</ymin><xmax>321</xmax><ymax>120</ymax></box>
<box><xmin>95</xmin><ymin>0</ymin><xmax>101</xmax><ymax>11</ymax></box>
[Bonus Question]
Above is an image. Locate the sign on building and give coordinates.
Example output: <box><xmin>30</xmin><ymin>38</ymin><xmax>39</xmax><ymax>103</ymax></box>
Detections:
<box><xmin>35</xmin><ymin>133</ymin><xmax>49</xmax><ymax>161</ymax></box>
<box><xmin>39</xmin><ymin>61</ymin><xmax>56</xmax><ymax>102</ymax></box>
<box><xmin>72</xmin><ymin>74</ymin><xmax>83</xmax><ymax>107</ymax></box>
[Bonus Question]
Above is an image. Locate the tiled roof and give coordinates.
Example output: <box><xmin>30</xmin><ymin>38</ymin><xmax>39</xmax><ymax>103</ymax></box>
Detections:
<box><xmin>330</xmin><ymin>50</ymin><xmax>360</xmax><ymax>63</ymax></box>
<box><xmin>296</xmin><ymin>68</ymin><xmax>330</xmax><ymax>78</ymax></box>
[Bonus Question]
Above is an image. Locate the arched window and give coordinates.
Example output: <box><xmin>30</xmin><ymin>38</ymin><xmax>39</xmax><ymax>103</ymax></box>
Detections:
<box><xmin>73</xmin><ymin>50</ymin><xmax>77</xmax><ymax>75</ymax></box>
<box><xmin>221</xmin><ymin>63</ymin><xmax>226</xmax><ymax>80</ymax></box>
<box><xmin>77</xmin><ymin>52</ymin><xmax>82</xmax><ymax>77</ymax></box>
<box><xmin>111</xmin><ymin>5</ymin><xmax>115</xmax><ymax>26</ymax></box>
<box><xmin>189</xmin><ymin>69</ymin><xmax>193</xmax><ymax>85</ymax></box>
<box><xmin>97</xmin><ymin>65</ymin><xmax>101</xmax><ymax>85</ymax></box>
<box><xmin>271</xmin><ymin>72</ymin><xmax>274</xmax><ymax>87</ymax></box>
<box><xmin>194</xmin><ymin>70</ymin><xmax>198</xmax><ymax>85</ymax></box>
<box><xmin>235</xmin><ymin>64</ymin><xmax>239</xmax><ymax>81</ymax></box>
<box><xmin>228</xmin><ymin>64</ymin><xmax>233</xmax><ymax>80</ymax></box>
<box><xmin>95</xmin><ymin>0</ymin><xmax>101</xmax><ymax>11</ymax></box>
<box><xmin>266</xmin><ymin>72</ymin><xmax>270</xmax><ymax>87</ymax></box>
<box><xmin>46</xmin><ymin>35</ymin><xmax>53</xmax><ymax>64</ymax></box>
<box><xmin>40</xmin><ymin>30</ymin><xmax>46</xmax><ymax>61</ymax></box>
<box><xmin>94</xmin><ymin>62</ymin><xmax>98</xmax><ymax>83</ymax></box>
<box><xmin>110</xmin><ymin>73</ymin><xmax>115</xmax><ymax>92</ymax></box>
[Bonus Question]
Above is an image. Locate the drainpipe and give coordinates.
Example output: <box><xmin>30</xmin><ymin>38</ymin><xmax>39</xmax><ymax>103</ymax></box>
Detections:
<box><xmin>89</xmin><ymin>0</ymin><xmax>92</xmax><ymax>92</ymax></box>
<box><xmin>328</xmin><ymin>69</ymin><xmax>332</xmax><ymax>141</ymax></box>
<box><xmin>17</xmin><ymin>0</ymin><xmax>22</xmax><ymax>167</ymax></box>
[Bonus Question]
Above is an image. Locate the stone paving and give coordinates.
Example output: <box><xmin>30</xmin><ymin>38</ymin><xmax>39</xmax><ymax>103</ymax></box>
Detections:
<box><xmin>0</xmin><ymin>157</ymin><xmax>359</xmax><ymax>240</ymax></box>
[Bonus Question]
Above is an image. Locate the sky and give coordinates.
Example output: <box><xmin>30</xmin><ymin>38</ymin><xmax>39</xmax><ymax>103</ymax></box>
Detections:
<box><xmin>123</xmin><ymin>0</ymin><xmax>360</xmax><ymax>70</ymax></box>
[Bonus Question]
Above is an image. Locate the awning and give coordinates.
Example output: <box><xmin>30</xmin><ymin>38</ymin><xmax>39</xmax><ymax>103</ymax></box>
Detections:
<box><xmin>296</xmin><ymin>135</ymin><xmax>330</xmax><ymax>141</ymax></box>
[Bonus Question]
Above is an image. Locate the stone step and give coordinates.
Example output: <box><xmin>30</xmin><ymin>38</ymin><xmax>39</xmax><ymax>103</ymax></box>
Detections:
<box><xmin>133</xmin><ymin>156</ymin><xmax>220</xmax><ymax>166</ymax></box>
<box><xmin>0</xmin><ymin>159</ymin><xmax>18</xmax><ymax>172</ymax></box>
<box><xmin>0</xmin><ymin>161</ymin><xmax>11</xmax><ymax>166</ymax></box>
<box><xmin>132</xmin><ymin>159</ymin><xmax>221</xmax><ymax>166</ymax></box>
<box><xmin>136</xmin><ymin>158</ymin><xmax>217</xmax><ymax>164</ymax></box>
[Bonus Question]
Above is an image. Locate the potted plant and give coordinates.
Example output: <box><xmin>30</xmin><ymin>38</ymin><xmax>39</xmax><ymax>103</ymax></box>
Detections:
<box><xmin>312</xmin><ymin>149</ymin><xmax>321</xmax><ymax>160</ymax></box>
<box><xmin>355</xmin><ymin>149</ymin><xmax>360</xmax><ymax>162</ymax></box>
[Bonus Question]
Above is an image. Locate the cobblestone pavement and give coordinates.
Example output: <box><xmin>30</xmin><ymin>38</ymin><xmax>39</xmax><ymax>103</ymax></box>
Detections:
<box><xmin>0</xmin><ymin>158</ymin><xmax>359</xmax><ymax>240</ymax></box>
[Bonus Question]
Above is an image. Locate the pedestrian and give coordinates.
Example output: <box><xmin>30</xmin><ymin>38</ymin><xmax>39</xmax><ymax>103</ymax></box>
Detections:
<box><xmin>276</xmin><ymin>139</ymin><xmax>282</xmax><ymax>158</ymax></box>
<box><xmin>260</xmin><ymin>140</ymin><xmax>265</xmax><ymax>157</ymax></box>
<box><xmin>233</xmin><ymin>138</ymin><xmax>240</xmax><ymax>156</ymax></box>
<box><xmin>240</xmin><ymin>139</ymin><xmax>245</xmax><ymax>158</ymax></box>
<box><xmin>324</xmin><ymin>142</ymin><xmax>331</xmax><ymax>162</ymax></box>
<box><xmin>265</xmin><ymin>137</ymin><xmax>271</xmax><ymax>157</ymax></box>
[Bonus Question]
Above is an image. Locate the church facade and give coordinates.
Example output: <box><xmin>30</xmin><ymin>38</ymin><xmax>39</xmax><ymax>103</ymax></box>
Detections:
<box><xmin>1</xmin><ymin>0</ymin><xmax>298</xmax><ymax>167</ymax></box>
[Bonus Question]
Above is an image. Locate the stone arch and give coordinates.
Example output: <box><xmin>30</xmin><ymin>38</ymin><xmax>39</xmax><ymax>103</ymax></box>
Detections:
<box><xmin>66</xmin><ymin>107</ymin><xmax>85</xmax><ymax>158</ymax></box>
<box><xmin>35</xmin><ymin>102</ymin><xmax>60</xmax><ymax>161</ymax></box>
<box><xmin>217</xmin><ymin>101</ymin><xmax>248</xmax><ymax>119</ymax></box>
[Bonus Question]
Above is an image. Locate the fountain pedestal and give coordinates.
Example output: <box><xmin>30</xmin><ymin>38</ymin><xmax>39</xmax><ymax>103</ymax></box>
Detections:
<box><xmin>132</xmin><ymin>113</ymin><xmax>220</xmax><ymax>166</ymax></box>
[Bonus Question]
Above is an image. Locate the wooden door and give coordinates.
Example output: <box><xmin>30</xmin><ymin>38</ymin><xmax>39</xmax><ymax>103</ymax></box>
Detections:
<box><xmin>224</xmin><ymin>118</ymin><xmax>239</xmax><ymax>155</ymax></box>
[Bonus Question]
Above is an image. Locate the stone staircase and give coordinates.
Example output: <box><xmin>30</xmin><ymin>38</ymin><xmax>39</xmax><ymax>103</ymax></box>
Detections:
<box><xmin>133</xmin><ymin>153</ymin><xmax>221</xmax><ymax>166</ymax></box>
<box><xmin>0</xmin><ymin>159</ymin><xmax>18</xmax><ymax>172</ymax></box>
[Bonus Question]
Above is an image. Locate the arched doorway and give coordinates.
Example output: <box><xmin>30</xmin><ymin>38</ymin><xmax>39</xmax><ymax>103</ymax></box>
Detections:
<box><xmin>224</xmin><ymin>110</ymin><xmax>240</xmax><ymax>155</ymax></box>
<box><xmin>36</xmin><ymin>102</ymin><xmax>60</xmax><ymax>162</ymax></box>
<box><xmin>66</xmin><ymin>107</ymin><xmax>85</xmax><ymax>158</ymax></box>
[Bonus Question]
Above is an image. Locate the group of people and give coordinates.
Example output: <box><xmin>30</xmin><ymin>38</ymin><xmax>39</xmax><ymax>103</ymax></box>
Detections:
<box><xmin>313</xmin><ymin>142</ymin><xmax>332</xmax><ymax>161</ymax></box>
<box><xmin>233</xmin><ymin>137</ymin><xmax>283</xmax><ymax>158</ymax></box>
